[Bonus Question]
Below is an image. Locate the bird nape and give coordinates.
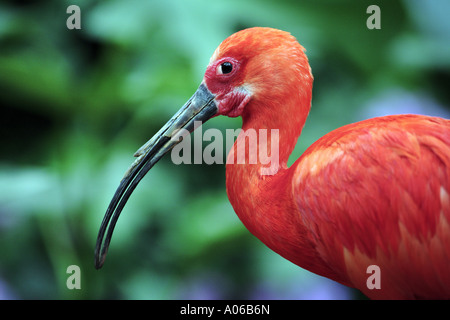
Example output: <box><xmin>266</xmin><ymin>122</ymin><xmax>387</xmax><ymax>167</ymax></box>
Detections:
<box><xmin>95</xmin><ymin>27</ymin><xmax>450</xmax><ymax>300</ymax></box>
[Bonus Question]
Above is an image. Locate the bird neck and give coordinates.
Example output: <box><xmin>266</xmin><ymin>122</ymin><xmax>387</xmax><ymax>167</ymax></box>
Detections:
<box><xmin>224</xmin><ymin>96</ymin><xmax>339</xmax><ymax>280</ymax></box>
<box><xmin>238</xmin><ymin>93</ymin><xmax>310</xmax><ymax>169</ymax></box>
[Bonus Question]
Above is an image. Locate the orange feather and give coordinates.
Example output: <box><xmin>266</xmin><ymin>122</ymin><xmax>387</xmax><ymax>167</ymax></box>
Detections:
<box><xmin>96</xmin><ymin>27</ymin><xmax>450</xmax><ymax>300</ymax></box>
<box><xmin>215</xmin><ymin>28</ymin><xmax>450</xmax><ymax>299</ymax></box>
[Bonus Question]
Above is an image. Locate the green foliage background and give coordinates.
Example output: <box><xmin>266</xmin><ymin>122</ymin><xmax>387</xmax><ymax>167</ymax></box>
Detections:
<box><xmin>0</xmin><ymin>0</ymin><xmax>449</xmax><ymax>299</ymax></box>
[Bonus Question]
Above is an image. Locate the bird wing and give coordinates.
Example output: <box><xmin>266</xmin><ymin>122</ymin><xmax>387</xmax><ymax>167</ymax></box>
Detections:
<box><xmin>292</xmin><ymin>114</ymin><xmax>450</xmax><ymax>299</ymax></box>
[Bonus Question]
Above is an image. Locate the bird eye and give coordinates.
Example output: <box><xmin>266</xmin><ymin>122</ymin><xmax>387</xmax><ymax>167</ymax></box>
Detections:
<box><xmin>217</xmin><ymin>61</ymin><xmax>233</xmax><ymax>75</ymax></box>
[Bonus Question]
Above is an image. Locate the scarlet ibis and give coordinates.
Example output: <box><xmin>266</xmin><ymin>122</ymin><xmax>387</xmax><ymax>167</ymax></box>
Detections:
<box><xmin>95</xmin><ymin>27</ymin><xmax>450</xmax><ymax>299</ymax></box>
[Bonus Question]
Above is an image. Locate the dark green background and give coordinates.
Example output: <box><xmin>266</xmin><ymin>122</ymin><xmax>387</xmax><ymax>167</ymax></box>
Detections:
<box><xmin>1</xmin><ymin>0</ymin><xmax>449</xmax><ymax>299</ymax></box>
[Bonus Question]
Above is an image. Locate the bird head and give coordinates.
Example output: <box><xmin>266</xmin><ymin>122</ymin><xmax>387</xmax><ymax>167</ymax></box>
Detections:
<box><xmin>95</xmin><ymin>27</ymin><xmax>313</xmax><ymax>268</ymax></box>
<box><xmin>205</xmin><ymin>27</ymin><xmax>312</xmax><ymax>120</ymax></box>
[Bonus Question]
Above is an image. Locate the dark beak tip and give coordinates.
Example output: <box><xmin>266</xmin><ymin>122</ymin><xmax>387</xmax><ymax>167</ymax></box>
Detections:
<box><xmin>94</xmin><ymin>253</ymin><xmax>106</xmax><ymax>270</ymax></box>
<box><xmin>94</xmin><ymin>242</ymin><xmax>107</xmax><ymax>269</ymax></box>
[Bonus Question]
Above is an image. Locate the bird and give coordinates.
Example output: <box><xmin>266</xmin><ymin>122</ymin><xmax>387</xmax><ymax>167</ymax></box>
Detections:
<box><xmin>95</xmin><ymin>27</ymin><xmax>450</xmax><ymax>299</ymax></box>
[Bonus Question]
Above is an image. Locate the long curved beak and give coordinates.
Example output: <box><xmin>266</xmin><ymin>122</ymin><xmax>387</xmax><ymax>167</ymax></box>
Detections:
<box><xmin>95</xmin><ymin>83</ymin><xmax>217</xmax><ymax>269</ymax></box>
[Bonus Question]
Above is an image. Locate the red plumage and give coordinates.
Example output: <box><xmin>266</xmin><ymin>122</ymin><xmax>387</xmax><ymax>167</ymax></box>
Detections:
<box><xmin>294</xmin><ymin>115</ymin><xmax>450</xmax><ymax>298</ymax></box>
<box><xmin>213</xmin><ymin>28</ymin><xmax>450</xmax><ymax>299</ymax></box>
<box><xmin>96</xmin><ymin>27</ymin><xmax>450</xmax><ymax>299</ymax></box>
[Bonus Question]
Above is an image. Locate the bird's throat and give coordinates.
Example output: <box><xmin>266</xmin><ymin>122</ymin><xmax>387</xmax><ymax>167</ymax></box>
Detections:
<box><xmin>224</xmin><ymin>106</ymin><xmax>345</xmax><ymax>284</ymax></box>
